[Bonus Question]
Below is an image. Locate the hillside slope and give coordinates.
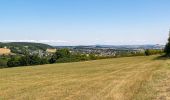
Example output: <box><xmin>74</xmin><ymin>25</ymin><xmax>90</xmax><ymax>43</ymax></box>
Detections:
<box><xmin>0</xmin><ymin>56</ymin><xmax>170</xmax><ymax>100</ymax></box>
<box><xmin>0</xmin><ymin>42</ymin><xmax>54</xmax><ymax>50</ymax></box>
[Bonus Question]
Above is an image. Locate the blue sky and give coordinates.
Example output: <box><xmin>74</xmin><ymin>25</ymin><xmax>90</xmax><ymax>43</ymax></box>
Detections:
<box><xmin>0</xmin><ymin>0</ymin><xmax>170</xmax><ymax>45</ymax></box>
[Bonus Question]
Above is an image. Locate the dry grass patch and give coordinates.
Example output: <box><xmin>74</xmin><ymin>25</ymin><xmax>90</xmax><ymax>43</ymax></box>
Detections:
<box><xmin>0</xmin><ymin>56</ymin><xmax>170</xmax><ymax>100</ymax></box>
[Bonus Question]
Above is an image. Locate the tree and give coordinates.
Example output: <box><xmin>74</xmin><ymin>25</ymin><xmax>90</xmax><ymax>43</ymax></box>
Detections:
<box><xmin>7</xmin><ymin>57</ymin><xmax>20</xmax><ymax>67</ymax></box>
<box><xmin>49</xmin><ymin>55</ymin><xmax>57</xmax><ymax>63</ymax></box>
<box><xmin>57</xmin><ymin>49</ymin><xmax>70</xmax><ymax>58</ymax></box>
<box><xmin>29</xmin><ymin>55</ymin><xmax>41</xmax><ymax>65</ymax></box>
<box><xmin>89</xmin><ymin>54</ymin><xmax>97</xmax><ymax>60</ymax></box>
<box><xmin>164</xmin><ymin>31</ymin><xmax>170</xmax><ymax>56</ymax></box>
<box><xmin>19</xmin><ymin>55</ymin><xmax>31</xmax><ymax>66</ymax></box>
<box><xmin>49</xmin><ymin>49</ymin><xmax>71</xmax><ymax>63</ymax></box>
<box><xmin>40</xmin><ymin>58</ymin><xmax>49</xmax><ymax>64</ymax></box>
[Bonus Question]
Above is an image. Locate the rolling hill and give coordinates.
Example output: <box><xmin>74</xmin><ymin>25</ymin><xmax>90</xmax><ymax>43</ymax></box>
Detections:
<box><xmin>0</xmin><ymin>55</ymin><xmax>170</xmax><ymax>100</ymax></box>
<box><xmin>0</xmin><ymin>42</ymin><xmax>54</xmax><ymax>51</ymax></box>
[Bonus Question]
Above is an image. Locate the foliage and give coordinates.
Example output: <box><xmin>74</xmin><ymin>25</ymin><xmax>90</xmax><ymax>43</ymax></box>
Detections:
<box><xmin>41</xmin><ymin>58</ymin><xmax>49</xmax><ymax>64</ymax></box>
<box><xmin>145</xmin><ymin>49</ymin><xmax>163</xmax><ymax>56</ymax></box>
<box><xmin>164</xmin><ymin>35</ymin><xmax>170</xmax><ymax>56</ymax></box>
<box><xmin>49</xmin><ymin>49</ymin><xmax>71</xmax><ymax>63</ymax></box>
<box><xmin>7</xmin><ymin>54</ymin><xmax>49</xmax><ymax>67</ymax></box>
<box><xmin>3</xmin><ymin>48</ymin><xmax>164</xmax><ymax>68</ymax></box>
<box><xmin>0</xmin><ymin>58</ymin><xmax>8</xmax><ymax>68</ymax></box>
<box><xmin>49</xmin><ymin>55</ymin><xmax>57</xmax><ymax>64</ymax></box>
<box><xmin>7</xmin><ymin>57</ymin><xmax>20</xmax><ymax>67</ymax></box>
<box><xmin>89</xmin><ymin>54</ymin><xmax>97</xmax><ymax>60</ymax></box>
<box><xmin>0</xmin><ymin>42</ymin><xmax>54</xmax><ymax>54</ymax></box>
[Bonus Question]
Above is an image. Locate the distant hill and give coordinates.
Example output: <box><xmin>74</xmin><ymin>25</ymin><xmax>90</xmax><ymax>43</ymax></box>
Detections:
<box><xmin>55</xmin><ymin>44</ymin><xmax>165</xmax><ymax>50</ymax></box>
<box><xmin>0</xmin><ymin>42</ymin><xmax>54</xmax><ymax>51</ymax></box>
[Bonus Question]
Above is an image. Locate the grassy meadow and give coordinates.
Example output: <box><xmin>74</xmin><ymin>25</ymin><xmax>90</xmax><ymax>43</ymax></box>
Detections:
<box><xmin>0</xmin><ymin>55</ymin><xmax>170</xmax><ymax>100</ymax></box>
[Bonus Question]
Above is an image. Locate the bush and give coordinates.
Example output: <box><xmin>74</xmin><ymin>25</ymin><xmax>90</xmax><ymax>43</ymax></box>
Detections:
<box><xmin>41</xmin><ymin>58</ymin><xmax>49</xmax><ymax>64</ymax></box>
<box><xmin>29</xmin><ymin>55</ymin><xmax>41</xmax><ymax>65</ymax></box>
<box><xmin>145</xmin><ymin>49</ymin><xmax>163</xmax><ymax>56</ymax></box>
<box><xmin>7</xmin><ymin>57</ymin><xmax>20</xmax><ymax>67</ymax></box>
<box><xmin>7</xmin><ymin>54</ymin><xmax>50</xmax><ymax>67</ymax></box>
<box><xmin>0</xmin><ymin>59</ymin><xmax>8</xmax><ymax>68</ymax></box>
<box><xmin>49</xmin><ymin>49</ymin><xmax>71</xmax><ymax>63</ymax></box>
<box><xmin>89</xmin><ymin>54</ymin><xmax>97</xmax><ymax>60</ymax></box>
<box><xmin>164</xmin><ymin>34</ymin><xmax>170</xmax><ymax>56</ymax></box>
<box><xmin>49</xmin><ymin>55</ymin><xmax>57</xmax><ymax>64</ymax></box>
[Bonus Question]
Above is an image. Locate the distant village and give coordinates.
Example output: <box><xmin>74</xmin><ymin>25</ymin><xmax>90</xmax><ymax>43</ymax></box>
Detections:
<box><xmin>0</xmin><ymin>46</ymin><xmax>56</xmax><ymax>57</ymax></box>
<box><xmin>0</xmin><ymin>43</ymin><xmax>164</xmax><ymax>57</ymax></box>
<box><xmin>0</xmin><ymin>42</ymin><xmax>165</xmax><ymax>69</ymax></box>
<box><xmin>0</xmin><ymin>44</ymin><xmax>165</xmax><ymax>57</ymax></box>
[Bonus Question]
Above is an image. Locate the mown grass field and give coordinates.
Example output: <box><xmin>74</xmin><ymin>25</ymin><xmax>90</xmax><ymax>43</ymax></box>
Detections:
<box><xmin>1</xmin><ymin>55</ymin><xmax>170</xmax><ymax>100</ymax></box>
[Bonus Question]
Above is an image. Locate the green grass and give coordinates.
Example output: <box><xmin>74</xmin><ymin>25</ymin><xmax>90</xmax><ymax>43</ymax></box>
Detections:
<box><xmin>0</xmin><ymin>55</ymin><xmax>170</xmax><ymax>100</ymax></box>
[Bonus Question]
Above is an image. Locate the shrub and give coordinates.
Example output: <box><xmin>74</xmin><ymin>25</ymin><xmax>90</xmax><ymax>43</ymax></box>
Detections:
<box><xmin>7</xmin><ymin>54</ymin><xmax>50</xmax><ymax>67</ymax></box>
<box><xmin>7</xmin><ymin>57</ymin><xmax>20</xmax><ymax>67</ymax></box>
<box><xmin>145</xmin><ymin>49</ymin><xmax>163</xmax><ymax>56</ymax></box>
<box><xmin>0</xmin><ymin>59</ymin><xmax>8</xmax><ymax>68</ymax></box>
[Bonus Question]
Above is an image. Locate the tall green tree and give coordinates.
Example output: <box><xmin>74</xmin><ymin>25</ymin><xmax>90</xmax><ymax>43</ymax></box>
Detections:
<box><xmin>164</xmin><ymin>30</ymin><xmax>170</xmax><ymax>56</ymax></box>
<box><xmin>19</xmin><ymin>55</ymin><xmax>31</xmax><ymax>66</ymax></box>
<box><xmin>49</xmin><ymin>49</ymin><xmax>71</xmax><ymax>63</ymax></box>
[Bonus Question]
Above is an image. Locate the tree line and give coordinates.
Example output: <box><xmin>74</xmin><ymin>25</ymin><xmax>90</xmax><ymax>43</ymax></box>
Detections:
<box><xmin>6</xmin><ymin>49</ymin><xmax>97</xmax><ymax>67</ymax></box>
<box><xmin>4</xmin><ymin>48</ymin><xmax>163</xmax><ymax>68</ymax></box>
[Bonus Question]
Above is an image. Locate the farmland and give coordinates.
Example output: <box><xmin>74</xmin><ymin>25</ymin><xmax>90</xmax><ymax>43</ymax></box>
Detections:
<box><xmin>0</xmin><ymin>48</ymin><xmax>11</xmax><ymax>55</ymax></box>
<box><xmin>0</xmin><ymin>55</ymin><xmax>170</xmax><ymax>100</ymax></box>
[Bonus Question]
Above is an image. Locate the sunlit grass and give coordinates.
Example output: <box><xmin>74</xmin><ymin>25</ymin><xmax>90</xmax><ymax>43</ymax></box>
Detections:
<box><xmin>0</xmin><ymin>55</ymin><xmax>170</xmax><ymax>100</ymax></box>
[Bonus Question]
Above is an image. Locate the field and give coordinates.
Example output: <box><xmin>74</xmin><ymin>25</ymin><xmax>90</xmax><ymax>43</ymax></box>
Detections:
<box><xmin>0</xmin><ymin>48</ymin><xmax>11</xmax><ymax>55</ymax></box>
<box><xmin>0</xmin><ymin>55</ymin><xmax>170</xmax><ymax>100</ymax></box>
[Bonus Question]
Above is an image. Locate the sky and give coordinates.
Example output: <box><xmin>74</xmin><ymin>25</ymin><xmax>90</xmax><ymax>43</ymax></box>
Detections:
<box><xmin>0</xmin><ymin>0</ymin><xmax>170</xmax><ymax>46</ymax></box>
